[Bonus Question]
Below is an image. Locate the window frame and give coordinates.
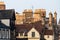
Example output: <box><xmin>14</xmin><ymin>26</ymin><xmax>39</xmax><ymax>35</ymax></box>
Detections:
<box><xmin>32</xmin><ymin>32</ymin><xmax>35</xmax><ymax>37</ymax></box>
<box><xmin>20</xmin><ymin>33</ymin><xmax>23</xmax><ymax>36</ymax></box>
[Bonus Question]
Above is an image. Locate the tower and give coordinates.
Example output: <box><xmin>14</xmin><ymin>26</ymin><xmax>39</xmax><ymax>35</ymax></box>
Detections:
<box><xmin>34</xmin><ymin>9</ymin><xmax>42</xmax><ymax>22</ymax></box>
<box><xmin>49</xmin><ymin>12</ymin><xmax>53</xmax><ymax>30</ymax></box>
<box><xmin>23</xmin><ymin>9</ymin><xmax>33</xmax><ymax>23</ymax></box>
<box><xmin>53</xmin><ymin>11</ymin><xmax>58</xmax><ymax>40</ymax></box>
<box><xmin>54</xmin><ymin>11</ymin><xmax>57</xmax><ymax>24</ymax></box>
<box><xmin>0</xmin><ymin>1</ymin><xmax>5</xmax><ymax>10</ymax></box>
<box><xmin>41</xmin><ymin>9</ymin><xmax>46</xmax><ymax>25</ymax></box>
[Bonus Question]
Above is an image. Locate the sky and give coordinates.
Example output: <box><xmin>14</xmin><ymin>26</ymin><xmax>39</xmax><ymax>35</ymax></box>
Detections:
<box><xmin>1</xmin><ymin>0</ymin><xmax>60</xmax><ymax>23</ymax></box>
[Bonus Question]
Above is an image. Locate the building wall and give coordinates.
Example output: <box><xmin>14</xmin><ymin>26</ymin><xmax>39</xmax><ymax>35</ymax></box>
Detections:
<box><xmin>44</xmin><ymin>35</ymin><xmax>53</xmax><ymax>40</ymax></box>
<box><xmin>15</xmin><ymin>12</ymin><xmax>41</xmax><ymax>24</ymax></box>
<box><xmin>15</xmin><ymin>14</ymin><xmax>24</xmax><ymax>24</ymax></box>
<box><xmin>58</xmin><ymin>36</ymin><xmax>60</xmax><ymax>40</ymax></box>
<box><xmin>23</xmin><ymin>9</ymin><xmax>33</xmax><ymax>23</ymax></box>
<box><xmin>0</xmin><ymin>28</ymin><xmax>10</xmax><ymax>39</ymax></box>
<box><xmin>28</xmin><ymin>28</ymin><xmax>40</xmax><ymax>40</ymax></box>
<box><xmin>15</xmin><ymin>9</ymin><xmax>47</xmax><ymax>24</ymax></box>
<box><xmin>1</xmin><ymin>19</ymin><xmax>10</xmax><ymax>26</ymax></box>
<box><xmin>28</xmin><ymin>39</ymin><xmax>39</xmax><ymax>40</ymax></box>
<box><xmin>33</xmin><ymin>13</ymin><xmax>41</xmax><ymax>22</ymax></box>
<box><xmin>16</xmin><ymin>32</ymin><xmax>28</xmax><ymax>38</ymax></box>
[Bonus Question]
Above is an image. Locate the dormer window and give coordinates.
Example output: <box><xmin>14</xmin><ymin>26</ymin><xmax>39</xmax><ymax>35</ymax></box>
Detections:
<box><xmin>32</xmin><ymin>32</ymin><xmax>35</xmax><ymax>37</ymax></box>
<box><xmin>20</xmin><ymin>33</ymin><xmax>23</xmax><ymax>36</ymax></box>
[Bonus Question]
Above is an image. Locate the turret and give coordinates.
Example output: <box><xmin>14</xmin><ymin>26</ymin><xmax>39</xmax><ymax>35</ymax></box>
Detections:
<box><xmin>49</xmin><ymin>12</ymin><xmax>53</xmax><ymax>30</ymax></box>
<box><xmin>49</xmin><ymin>12</ymin><xmax>53</xmax><ymax>26</ymax></box>
<box><xmin>54</xmin><ymin>11</ymin><xmax>57</xmax><ymax>24</ymax></box>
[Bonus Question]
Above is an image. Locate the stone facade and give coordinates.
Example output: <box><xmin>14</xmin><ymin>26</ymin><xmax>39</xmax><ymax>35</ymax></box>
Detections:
<box><xmin>15</xmin><ymin>9</ymin><xmax>57</xmax><ymax>27</ymax></box>
<box><xmin>28</xmin><ymin>28</ymin><xmax>40</xmax><ymax>40</ymax></box>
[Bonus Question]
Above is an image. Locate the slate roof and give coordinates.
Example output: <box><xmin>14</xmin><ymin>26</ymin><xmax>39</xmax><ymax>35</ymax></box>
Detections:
<box><xmin>15</xmin><ymin>21</ymin><xmax>43</xmax><ymax>33</ymax></box>
<box><xmin>0</xmin><ymin>9</ymin><xmax>16</xmax><ymax>20</ymax></box>
<box><xmin>15</xmin><ymin>21</ymin><xmax>53</xmax><ymax>35</ymax></box>
<box><xmin>44</xmin><ymin>29</ymin><xmax>53</xmax><ymax>35</ymax></box>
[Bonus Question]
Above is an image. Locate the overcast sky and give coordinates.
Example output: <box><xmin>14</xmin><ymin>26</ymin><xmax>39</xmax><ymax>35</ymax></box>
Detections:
<box><xmin>2</xmin><ymin>0</ymin><xmax>60</xmax><ymax>23</ymax></box>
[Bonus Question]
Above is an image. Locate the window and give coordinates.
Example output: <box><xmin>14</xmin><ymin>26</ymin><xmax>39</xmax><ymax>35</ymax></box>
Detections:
<box><xmin>32</xmin><ymin>32</ymin><xmax>35</xmax><ymax>37</ymax></box>
<box><xmin>20</xmin><ymin>33</ymin><xmax>23</xmax><ymax>36</ymax></box>
<box><xmin>6</xmin><ymin>29</ymin><xmax>9</xmax><ymax>39</ymax></box>
<box><xmin>47</xmin><ymin>35</ymin><xmax>49</xmax><ymax>38</ymax></box>
<box><xmin>2</xmin><ymin>29</ymin><xmax>5</xmax><ymax>39</ymax></box>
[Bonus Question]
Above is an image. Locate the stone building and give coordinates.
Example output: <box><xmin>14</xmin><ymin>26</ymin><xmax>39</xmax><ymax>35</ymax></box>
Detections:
<box><xmin>15</xmin><ymin>9</ymin><xmax>57</xmax><ymax>40</ymax></box>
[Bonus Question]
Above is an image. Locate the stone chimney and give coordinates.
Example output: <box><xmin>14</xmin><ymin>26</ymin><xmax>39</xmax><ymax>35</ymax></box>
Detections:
<box><xmin>0</xmin><ymin>1</ymin><xmax>5</xmax><ymax>10</ymax></box>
